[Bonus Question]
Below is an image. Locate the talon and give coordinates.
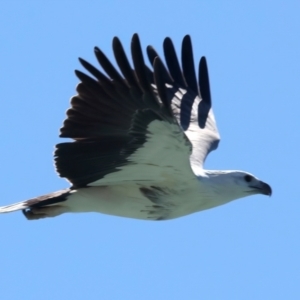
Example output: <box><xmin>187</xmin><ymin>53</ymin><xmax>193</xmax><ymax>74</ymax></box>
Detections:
<box><xmin>23</xmin><ymin>205</ymin><xmax>67</xmax><ymax>220</ymax></box>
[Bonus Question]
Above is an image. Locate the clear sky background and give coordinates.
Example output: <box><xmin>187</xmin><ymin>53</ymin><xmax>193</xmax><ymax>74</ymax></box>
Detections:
<box><xmin>0</xmin><ymin>1</ymin><xmax>299</xmax><ymax>299</ymax></box>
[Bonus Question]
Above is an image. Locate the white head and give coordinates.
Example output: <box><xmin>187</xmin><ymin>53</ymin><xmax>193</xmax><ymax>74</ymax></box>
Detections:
<box><xmin>201</xmin><ymin>170</ymin><xmax>272</xmax><ymax>203</ymax></box>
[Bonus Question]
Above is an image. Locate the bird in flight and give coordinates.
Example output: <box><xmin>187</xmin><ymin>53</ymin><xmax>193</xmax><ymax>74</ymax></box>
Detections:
<box><xmin>0</xmin><ymin>34</ymin><xmax>272</xmax><ymax>221</ymax></box>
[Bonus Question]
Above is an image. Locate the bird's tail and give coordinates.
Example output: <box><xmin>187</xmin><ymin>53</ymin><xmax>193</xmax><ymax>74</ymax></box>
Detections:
<box><xmin>0</xmin><ymin>189</ymin><xmax>71</xmax><ymax>215</ymax></box>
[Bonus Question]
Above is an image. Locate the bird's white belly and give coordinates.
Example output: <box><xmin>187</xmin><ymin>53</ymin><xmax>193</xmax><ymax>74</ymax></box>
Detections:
<box><xmin>61</xmin><ymin>181</ymin><xmax>227</xmax><ymax>221</ymax></box>
<box><xmin>63</xmin><ymin>185</ymin><xmax>171</xmax><ymax>220</ymax></box>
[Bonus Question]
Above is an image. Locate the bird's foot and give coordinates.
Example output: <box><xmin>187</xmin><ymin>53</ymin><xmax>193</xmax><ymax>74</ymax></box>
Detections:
<box><xmin>22</xmin><ymin>205</ymin><xmax>68</xmax><ymax>220</ymax></box>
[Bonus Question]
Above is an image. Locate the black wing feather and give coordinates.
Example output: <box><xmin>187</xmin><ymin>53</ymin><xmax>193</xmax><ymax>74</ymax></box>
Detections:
<box><xmin>112</xmin><ymin>37</ymin><xmax>141</xmax><ymax>91</ymax></box>
<box><xmin>197</xmin><ymin>57</ymin><xmax>212</xmax><ymax>128</ymax></box>
<box><xmin>78</xmin><ymin>58</ymin><xmax>108</xmax><ymax>83</ymax></box>
<box><xmin>181</xmin><ymin>35</ymin><xmax>198</xmax><ymax>94</ymax></box>
<box><xmin>163</xmin><ymin>37</ymin><xmax>186</xmax><ymax>87</ymax></box>
<box><xmin>153</xmin><ymin>57</ymin><xmax>173</xmax><ymax>113</ymax></box>
<box><xmin>94</xmin><ymin>47</ymin><xmax>130</xmax><ymax>96</ymax></box>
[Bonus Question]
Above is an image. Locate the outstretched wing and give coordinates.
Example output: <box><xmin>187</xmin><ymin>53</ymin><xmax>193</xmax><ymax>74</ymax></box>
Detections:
<box><xmin>55</xmin><ymin>34</ymin><xmax>195</xmax><ymax>189</ymax></box>
<box><xmin>147</xmin><ymin>36</ymin><xmax>220</xmax><ymax>171</ymax></box>
<box><xmin>55</xmin><ymin>34</ymin><xmax>220</xmax><ymax>188</ymax></box>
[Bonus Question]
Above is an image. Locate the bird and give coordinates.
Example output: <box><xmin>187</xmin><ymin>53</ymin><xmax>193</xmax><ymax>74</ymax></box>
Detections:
<box><xmin>0</xmin><ymin>34</ymin><xmax>272</xmax><ymax>221</ymax></box>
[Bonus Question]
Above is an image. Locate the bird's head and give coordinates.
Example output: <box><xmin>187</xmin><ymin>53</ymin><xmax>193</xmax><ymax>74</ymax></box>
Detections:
<box><xmin>202</xmin><ymin>170</ymin><xmax>272</xmax><ymax>202</ymax></box>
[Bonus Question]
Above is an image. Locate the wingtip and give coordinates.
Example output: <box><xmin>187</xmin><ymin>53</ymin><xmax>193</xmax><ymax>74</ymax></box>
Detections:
<box><xmin>183</xmin><ymin>34</ymin><xmax>191</xmax><ymax>43</ymax></box>
<box><xmin>200</xmin><ymin>56</ymin><xmax>208</xmax><ymax>69</ymax></box>
<box><xmin>132</xmin><ymin>33</ymin><xmax>140</xmax><ymax>42</ymax></box>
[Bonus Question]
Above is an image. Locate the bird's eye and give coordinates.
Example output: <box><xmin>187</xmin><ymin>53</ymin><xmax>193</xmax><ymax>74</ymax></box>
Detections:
<box><xmin>244</xmin><ymin>175</ymin><xmax>253</xmax><ymax>182</ymax></box>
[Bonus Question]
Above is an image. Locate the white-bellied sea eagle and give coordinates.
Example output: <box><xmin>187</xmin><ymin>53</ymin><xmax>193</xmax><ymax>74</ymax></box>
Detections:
<box><xmin>0</xmin><ymin>34</ymin><xmax>272</xmax><ymax>221</ymax></box>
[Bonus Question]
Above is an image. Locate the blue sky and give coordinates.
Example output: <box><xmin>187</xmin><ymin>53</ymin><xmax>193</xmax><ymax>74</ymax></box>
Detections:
<box><xmin>0</xmin><ymin>1</ymin><xmax>299</xmax><ymax>299</ymax></box>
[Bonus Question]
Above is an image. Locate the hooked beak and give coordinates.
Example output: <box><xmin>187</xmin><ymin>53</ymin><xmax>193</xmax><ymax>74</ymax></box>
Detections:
<box><xmin>250</xmin><ymin>180</ymin><xmax>272</xmax><ymax>196</ymax></box>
